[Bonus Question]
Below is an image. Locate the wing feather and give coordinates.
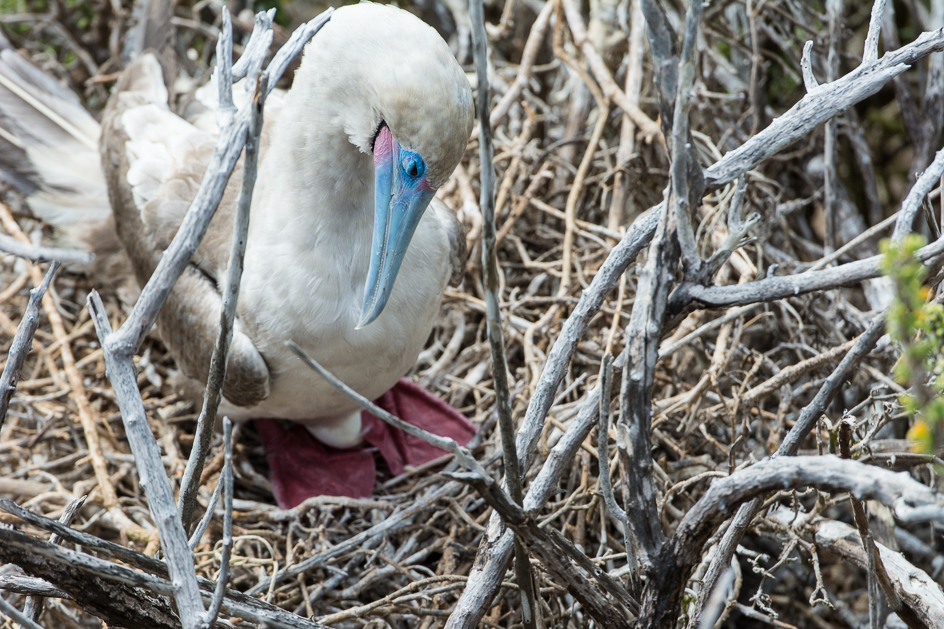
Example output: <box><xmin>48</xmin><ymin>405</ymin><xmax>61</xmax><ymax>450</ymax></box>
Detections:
<box><xmin>102</xmin><ymin>54</ymin><xmax>271</xmax><ymax>407</ymax></box>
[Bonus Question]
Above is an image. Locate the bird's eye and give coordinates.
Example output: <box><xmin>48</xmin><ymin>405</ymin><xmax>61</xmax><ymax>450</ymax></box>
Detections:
<box><xmin>401</xmin><ymin>153</ymin><xmax>425</xmax><ymax>180</ymax></box>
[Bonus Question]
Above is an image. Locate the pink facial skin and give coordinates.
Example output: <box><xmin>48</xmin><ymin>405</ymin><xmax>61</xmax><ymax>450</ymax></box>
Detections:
<box><xmin>374</xmin><ymin>125</ymin><xmax>394</xmax><ymax>167</ymax></box>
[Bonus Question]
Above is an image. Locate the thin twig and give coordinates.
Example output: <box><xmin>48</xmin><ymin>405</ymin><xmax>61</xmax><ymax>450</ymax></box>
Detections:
<box><xmin>201</xmin><ymin>417</ymin><xmax>234</xmax><ymax>629</ymax></box>
<box><xmin>188</xmin><ymin>472</ymin><xmax>224</xmax><ymax>550</ymax></box>
<box><xmin>823</xmin><ymin>0</ymin><xmax>845</xmax><ymax>253</ymax></box>
<box><xmin>179</xmin><ymin>70</ymin><xmax>270</xmax><ymax>531</ymax></box>
<box><xmin>287</xmin><ymin>343</ymin><xmax>486</xmax><ymax>477</ymax></box>
<box><xmin>0</xmin><ymin>234</ymin><xmax>91</xmax><ymax>264</ymax></box>
<box><xmin>0</xmin><ymin>595</ymin><xmax>45</xmax><ymax>629</ymax></box>
<box><xmin>0</xmin><ymin>261</ymin><xmax>58</xmax><ymax>428</ymax></box>
<box><xmin>23</xmin><ymin>494</ymin><xmax>86</xmax><ymax>623</ymax></box>
<box><xmin>469</xmin><ymin>0</ymin><xmax>537</xmax><ymax>623</ymax></box>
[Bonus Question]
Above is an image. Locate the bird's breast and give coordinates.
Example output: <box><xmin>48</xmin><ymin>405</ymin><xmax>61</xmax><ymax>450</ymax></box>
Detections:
<box><xmin>230</xmin><ymin>208</ymin><xmax>452</xmax><ymax>423</ymax></box>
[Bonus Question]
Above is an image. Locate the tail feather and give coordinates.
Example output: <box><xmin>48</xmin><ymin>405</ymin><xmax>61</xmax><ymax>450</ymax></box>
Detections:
<box><xmin>0</xmin><ymin>39</ymin><xmax>108</xmax><ymax>228</ymax></box>
<box><xmin>0</xmin><ymin>0</ymin><xmax>176</xmax><ymax>294</ymax></box>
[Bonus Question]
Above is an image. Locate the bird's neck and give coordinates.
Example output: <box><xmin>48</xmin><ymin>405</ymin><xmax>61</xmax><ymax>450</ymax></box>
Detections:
<box><xmin>242</xmin><ymin>104</ymin><xmax>376</xmax><ymax>326</ymax></box>
<box><xmin>253</xmin><ymin>98</ymin><xmax>374</xmax><ymax>260</ymax></box>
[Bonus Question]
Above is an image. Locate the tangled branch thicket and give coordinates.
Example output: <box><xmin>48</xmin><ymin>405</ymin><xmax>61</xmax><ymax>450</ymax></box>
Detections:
<box><xmin>1</xmin><ymin>0</ymin><xmax>944</xmax><ymax>627</ymax></box>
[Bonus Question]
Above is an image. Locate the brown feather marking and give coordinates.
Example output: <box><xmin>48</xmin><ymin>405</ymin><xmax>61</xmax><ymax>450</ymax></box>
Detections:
<box><xmin>101</xmin><ymin>55</ymin><xmax>270</xmax><ymax>407</ymax></box>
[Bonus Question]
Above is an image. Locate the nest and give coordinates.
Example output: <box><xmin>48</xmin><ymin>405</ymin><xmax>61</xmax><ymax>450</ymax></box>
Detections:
<box><xmin>1</xmin><ymin>0</ymin><xmax>943</xmax><ymax>628</ymax></box>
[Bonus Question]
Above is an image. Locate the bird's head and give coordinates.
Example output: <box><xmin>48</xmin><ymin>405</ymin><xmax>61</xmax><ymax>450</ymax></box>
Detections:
<box><xmin>296</xmin><ymin>3</ymin><xmax>473</xmax><ymax>328</ymax></box>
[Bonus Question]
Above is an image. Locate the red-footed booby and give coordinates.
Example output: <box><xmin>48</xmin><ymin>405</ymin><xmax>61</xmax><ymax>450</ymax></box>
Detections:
<box><xmin>0</xmin><ymin>3</ymin><xmax>476</xmax><ymax>507</ymax></box>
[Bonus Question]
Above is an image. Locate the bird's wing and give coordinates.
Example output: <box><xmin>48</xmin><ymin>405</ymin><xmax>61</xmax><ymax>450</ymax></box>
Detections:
<box><xmin>0</xmin><ymin>35</ymin><xmax>108</xmax><ymax>225</ymax></box>
<box><xmin>101</xmin><ymin>54</ymin><xmax>270</xmax><ymax>407</ymax></box>
<box><xmin>430</xmin><ymin>197</ymin><xmax>468</xmax><ymax>287</ymax></box>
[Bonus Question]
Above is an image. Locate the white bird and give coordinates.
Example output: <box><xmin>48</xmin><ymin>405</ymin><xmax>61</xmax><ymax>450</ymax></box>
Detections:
<box><xmin>0</xmin><ymin>3</ymin><xmax>475</xmax><ymax>505</ymax></box>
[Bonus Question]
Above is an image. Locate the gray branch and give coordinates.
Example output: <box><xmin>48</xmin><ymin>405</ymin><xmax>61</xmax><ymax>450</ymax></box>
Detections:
<box><xmin>676</xmin><ymin>234</ymin><xmax>944</xmax><ymax>310</ymax></box>
<box><xmin>863</xmin><ymin>0</ymin><xmax>889</xmax><ymax>65</ymax></box>
<box><xmin>179</xmin><ymin>70</ymin><xmax>269</xmax><ymax>531</ymax></box>
<box><xmin>892</xmin><ymin>145</ymin><xmax>944</xmax><ymax>241</ymax></box>
<box><xmin>0</xmin><ymin>498</ymin><xmax>322</xmax><ymax>628</ymax></box>
<box><xmin>201</xmin><ymin>417</ymin><xmax>234</xmax><ymax>629</ymax></box>
<box><xmin>0</xmin><ymin>524</ymin><xmax>332</xmax><ymax>629</ymax></box>
<box><xmin>23</xmin><ymin>494</ymin><xmax>85</xmax><ymax>623</ymax></box>
<box><xmin>188</xmin><ymin>469</ymin><xmax>224</xmax><ymax>550</ymax></box>
<box><xmin>0</xmin><ymin>595</ymin><xmax>45</xmax><ymax>629</ymax></box>
<box><xmin>288</xmin><ymin>342</ymin><xmax>487</xmax><ymax>476</ymax></box>
<box><xmin>468</xmin><ymin>0</ymin><xmax>537</xmax><ymax>625</ymax></box>
<box><xmin>705</xmin><ymin>25</ymin><xmax>944</xmax><ymax>187</ymax></box>
<box><xmin>0</xmin><ymin>234</ymin><xmax>91</xmax><ymax>264</ymax></box>
<box><xmin>0</xmin><ymin>261</ymin><xmax>58</xmax><ymax>428</ymax></box>
<box><xmin>640</xmin><ymin>456</ymin><xmax>944</xmax><ymax>628</ymax></box>
<box><xmin>0</xmin><ymin>575</ymin><xmax>68</xmax><ymax>599</ymax></box>
<box><xmin>88</xmin><ymin>290</ymin><xmax>205</xmax><ymax>624</ymax></box>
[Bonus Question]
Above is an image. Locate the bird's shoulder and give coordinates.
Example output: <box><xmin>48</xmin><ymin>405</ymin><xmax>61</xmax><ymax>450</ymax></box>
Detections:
<box><xmin>103</xmin><ymin>55</ymin><xmax>283</xmax><ymax>283</ymax></box>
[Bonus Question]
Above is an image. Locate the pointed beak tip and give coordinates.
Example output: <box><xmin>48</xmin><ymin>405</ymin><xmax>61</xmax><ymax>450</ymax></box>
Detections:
<box><xmin>355</xmin><ymin>306</ymin><xmax>378</xmax><ymax>330</ymax></box>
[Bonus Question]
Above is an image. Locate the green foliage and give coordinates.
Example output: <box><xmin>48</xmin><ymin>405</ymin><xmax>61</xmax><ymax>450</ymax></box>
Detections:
<box><xmin>881</xmin><ymin>234</ymin><xmax>944</xmax><ymax>454</ymax></box>
<box><xmin>254</xmin><ymin>0</ymin><xmax>292</xmax><ymax>28</ymax></box>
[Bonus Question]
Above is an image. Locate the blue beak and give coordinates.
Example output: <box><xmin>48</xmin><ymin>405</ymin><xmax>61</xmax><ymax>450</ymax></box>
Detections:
<box><xmin>357</xmin><ymin>126</ymin><xmax>435</xmax><ymax>328</ymax></box>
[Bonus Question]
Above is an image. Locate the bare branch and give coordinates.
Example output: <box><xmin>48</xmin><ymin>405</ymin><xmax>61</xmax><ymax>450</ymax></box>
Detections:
<box><xmin>23</xmin><ymin>494</ymin><xmax>85</xmax><ymax>622</ymax></box>
<box><xmin>668</xmin><ymin>0</ymin><xmax>706</xmax><ymax>274</ymax></box>
<box><xmin>0</xmin><ymin>261</ymin><xmax>58</xmax><ymax>428</ymax></box>
<box><xmin>677</xmin><ymin>234</ymin><xmax>944</xmax><ymax>309</ymax></box>
<box><xmin>0</xmin><ymin>499</ymin><xmax>329</xmax><ymax>628</ymax></box>
<box><xmin>0</xmin><ymin>594</ymin><xmax>46</xmax><ymax>629</ymax></box>
<box><xmin>801</xmin><ymin>41</ymin><xmax>818</xmax><ymax>91</ymax></box>
<box><xmin>88</xmin><ymin>290</ymin><xmax>205</xmax><ymax>624</ymax></box>
<box><xmin>640</xmin><ymin>456</ymin><xmax>944</xmax><ymax>628</ymax></box>
<box><xmin>188</xmin><ymin>470</ymin><xmax>224</xmax><ymax>550</ymax></box>
<box><xmin>0</xmin><ymin>526</ymin><xmax>332</xmax><ymax>629</ymax></box>
<box><xmin>213</xmin><ymin>8</ymin><xmax>235</xmax><ymax>118</ymax></box>
<box><xmin>0</xmin><ymin>234</ymin><xmax>91</xmax><ymax>264</ymax></box>
<box><xmin>179</xmin><ymin>73</ymin><xmax>269</xmax><ymax>531</ymax></box>
<box><xmin>863</xmin><ymin>0</ymin><xmax>889</xmax><ymax>65</ymax></box>
<box><xmin>893</xmin><ymin>145</ymin><xmax>944</xmax><ymax>241</ymax></box>
<box><xmin>287</xmin><ymin>342</ymin><xmax>486</xmax><ymax>476</ymax></box>
<box><xmin>792</xmin><ymin>514</ymin><xmax>944</xmax><ymax>628</ymax></box>
<box><xmin>596</xmin><ymin>352</ymin><xmax>624</xmax><ymax>523</ymax></box>
<box><xmin>468</xmin><ymin>0</ymin><xmax>538</xmax><ymax>624</ymax></box>
<box><xmin>705</xmin><ymin>27</ymin><xmax>944</xmax><ymax>187</ymax></box>
<box><xmin>201</xmin><ymin>417</ymin><xmax>234</xmax><ymax>629</ymax></box>
<box><xmin>0</xmin><ymin>575</ymin><xmax>68</xmax><ymax>599</ymax></box>
<box><xmin>230</xmin><ymin>10</ymin><xmax>275</xmax><ymax>81</ymax></box>
<box><xmin>823</xmin><ymin>0</ymin><xmax>845</xmax><ymax>254</ymax></box>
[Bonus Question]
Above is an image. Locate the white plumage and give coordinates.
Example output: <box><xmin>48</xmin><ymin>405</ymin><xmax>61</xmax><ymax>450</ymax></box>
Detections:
<box><xmin>0</xmin><ymin>3</ymin><xmax>473</xmax><ymax>450</ymax></box>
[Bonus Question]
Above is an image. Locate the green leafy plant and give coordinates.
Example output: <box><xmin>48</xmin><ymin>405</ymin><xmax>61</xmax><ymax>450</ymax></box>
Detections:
<box><xmin>880</xmin><ymin>234</ymin><xmax>944</xmax><ymax>454</ymax></box>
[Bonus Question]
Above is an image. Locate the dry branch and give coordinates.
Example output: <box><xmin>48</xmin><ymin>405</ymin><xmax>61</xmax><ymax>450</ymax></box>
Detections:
<box><xmin>642</xmin><ymin>456</ymin><xmax>944</xmax><ymax>628</ymax></box>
